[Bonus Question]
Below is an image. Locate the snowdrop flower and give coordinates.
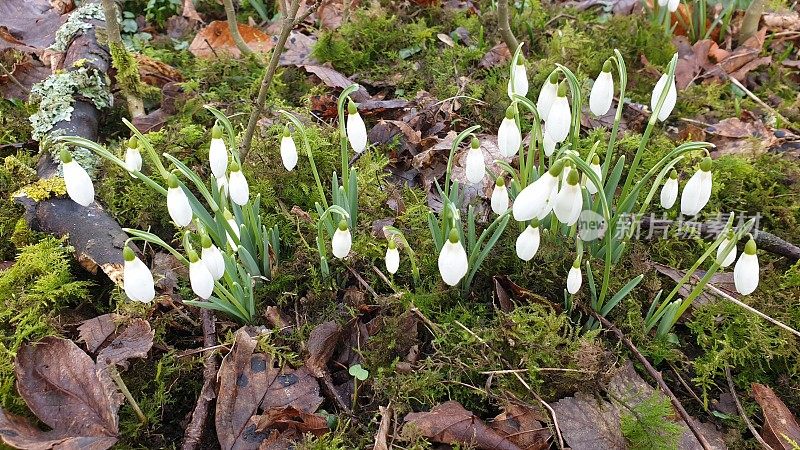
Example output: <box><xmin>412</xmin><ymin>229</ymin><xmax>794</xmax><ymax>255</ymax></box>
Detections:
<box><xmin>201</xmin><ymin>234</ymin><xmax>225</xmax><ymax>281</ymax></box>
<box><xmin>734</xmin><ymin>237</ymin><xmax>759</xmax><ymax>295</ymax></box>
<box><xmin>590</xmin><ymin>60</ymin><xmax>614</xmax><ymax>117</ymax></box>
<box><xmin>332</xmin><ymin>219</ymin><xmax>352</xmax><ymax>259</ymax></box>
<box><xmin>507</xmin><ymin>57</ymin><xmax>529</xmax><ymax>99</ymax></box>
<box><xmin>651</xmin><ymin>73</ymin><xmax>677</xmax><ymax>122</ymax></box>
<box><xmin>228</xmin><ymin>162</ymin><xmax>249</xmax><ymax>206</ymax></box>
<box><xmin>554</xmin><ymin>168</ymin><xmax>583</xmax><ymax>225</ymax></box>
<box><xmin>280</xmin><ymin>126</ymin><xmax>298</xmax><ymax>171</ymax></box>
<box><xmin>537</xmin><ymin>72</ymin><xmax>559</xmax><ymax>120</ymax></box>
<box><xmin>545</xmin><ymin>82</ymin><xmax>571</xmax><ymax>144</ymax></box>
<box><xmin>225</xmin><ymin>211</ymin><xmax>240</xmax><ymax>250</ymax></box>
<box><xmin>123</xmin><ymin>246</ymin><xmax>155</xmax><ymax>303</ymax></box>
<box><xmin>716</xmin><ymin>232</ymin><xmax>737</xmax><ymax>268</ymax></box>
<box><xmin>567</xmin><ymin>259</ymin><xmax>582</xmax><ymax>294</ymax></box>
<box><xmin>542</xmin><ymin>128</ymin><xmax>556</xmax><ymax>157</ymax></box>
<box><xmin>209</xmin><ymin>124</ymin><xmax>228</xmax><ymax>179</ymax></box>
<box><xmin>662</xmin><ymin>0</ymin><xmax>680</xmax><ymax>12</ymax></box>
<box><xmin>491</xmin><ymin>177</ymin><xmax>509</xmax><ymax>215</ymax></box>
<box><xmin>583</xmin><ymin>155</ymin><xmax>602</xmax><ymax>195</ymax></box>
<box><xmin>124</xmin><ymin>136</ymin><xmax>142</xmax><ymax>174</ymax></box>
<box><xmin>438</xmin><ymin>229</ymin><xmax>468</xmax><ymax>286</ymax></box>
<box><xmin>60</xmin><ymin>149</ymin><xmax>94</xmax><ymax>207</ymax></box>
<box><xmin>167</xmin><ymin>174</ymin><xmax>193</xmax><ymax>227</ymax></box>
<box><xmin>515</xmin><ymin>223</ymin><xmax>540</xmax><ymax>261</ymax></box>
<box><xmin>513</xmin><ymin>161</ymin><xmax>564</xmax><ymax>222</ymax></box>
<box><xmin>385</xmin><ymin>240</ymin><xmax>400</xmax><ymax>275</ymax></box>
<box><xmin>465</xmin><ymin>137</ymin><xmax>485</xmax><ymax>185</ymax></box>
<box><xmin>346</xmin><ymin>100</ymin><xmax>367</xmax><ymax>153</ymax></box>
<box><xmin>660</xmin><ymin>169</ymin><xmax>679</xmax><ymax>209</ymax></box>
<box><xmin>188</xmin><ymin>249</ymin><xmax>214</xmax><ymax>300</ymax></box>
<box><xmin>680</xmin><ymin>157</ymin><xmax>713</xmax><ymax>216</ymax></box>
<box><xmin>216</xmin><ymin>175</ymin><xmax>228</xmax><ymax>197</ymax></box>
<box><xmin>497</xmin><ymin>107</ymin><xmax>522</xmax><ymax>158</ymax></box>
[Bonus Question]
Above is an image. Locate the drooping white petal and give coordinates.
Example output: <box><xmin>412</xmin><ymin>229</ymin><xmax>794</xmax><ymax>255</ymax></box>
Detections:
<box><xmin>589</xmin><ymin>71</ymin><xmax>614</xmax><ymax>116</ymax></box>
<box><xmin>167</xmin><ymin>186</ymin><xmax>193</xmax><ymax>227</ymax></box>
<box><xmin>553</xmin><ymin>183</ymin><xmax>583</xmax><ymax>225</ymax></box>
<box><xmin>507</xmin><ymin>63</ymin><xmax>529</xmax><ymax>99</ymax></box>
<box><xmin>497</xmin><ymin>117</ymin><xmax>522</xmax><ymax>158</ymax></box>
<box><xmin>680</xmin><ymin>170</ymin><xmax>712</xmax><ymax>216</ymax></box>
<box><xmin>332</xmin><ymin>228</ymin><xmax>352</xmax><ymax>259</ymax></box>
<box><xmin>281</xmin><ymin>135</ymin><xmax>298</xmax><ymax>171</ymax></box>
<box><xmin>651</xmin><ymin>74</ymin><xmax>677</xmax><ymax>122</ymax></box>
<box><xmin>491</xmin><ymin>185</ymin><xmax>509</xmax><ymax>215</ymax></box>
<box><xmin>189</xmin><ymin>260</ymin><xmax>214</xmax><ymax>300</ymax></box>
<box><xmin>660</xmin><ymin>177</ymin><xmax>679</xmax><ymax>209</ymax></box>
<box><xmin>465</xmin><ymin>146</ymin><xmax>485</xmax><ymax>184</ymax></box>
<box><xmin>513</xmin><ymin>172</ymin><xmax>558</xmax><ymax>222</ymax></box>
<box><xmin>385</xmin><ymin>247</ymin><xmax>400</xmax><ymax>274</ymax></box>
<box><xmin>716</xmin><ymin>238</ymin><xmax>737</xmax><ymax>268</ymax></box>
<box><xmin>584</xmin><ymin>162</ymin><xmax>602</xmax><ymax>195</ymax></box>
<box><xmin>567</xmin><ymin>266</ymin><xmax>582</xmax><ymax>294</ymax></box>
<box><xmin>347</xmin><ymin>112</ymin><xmax>368</xmax><ymax>153</ymax></box>
<box><xmin>537</xmin><ymin>182</ymin><xmax>559</xmax><ymax>220</ymax></box>
<box><xmin>125</xmin><ymin>148</ymin><xmax>142</xmax><ymax>173</ymax></box>
<box><xmin>63</xmin><ymin>160</ymin><xmax>95</xmax><ymax>207</ymax></box>
<box><xmin>542</xmin><ymin>128</ymin><xmax>556</xmax><ymax>157</ymax></box>
<box><xmin>545</xmin><ymin>96</ymin><xmax>571</xmax><ymax>143</ymax></box>
<box><xmin>438</xmin><ymin>240</ymin><xmax>468</xmax><ymax>286</ymax></box>
<box><xmin>667</xmin><ymin>0</ymin><xmax>680</xmax><ymax>12</ymax></box>
<box><xmin>537</xmin><ymin>79</ymin><xmax>558</xmax><ymax>120</ymax></box>
<box><xmin>216</xmin><ymin>175</ymin><xmax>228</xmax><ymax>197</ymax></box>
<box><xmin>124</xmin><ymin>256</ymin><xmax>155</xmax><ymax>302</ymax></box>
<box><xmin>202</xmin><ymin>244</ymin><xmax>226</xmax><ymax>280</ymax></box>
<box><xmin>733</xmin><ymin>252</ymin><xmax>759</xmax><ymax>295</ymax></box>
<box><xmin>515</xmin><ymin>226</ymin><xmax>540</xmax><ymax>261</ymax></box>
<box><xmin>209</xmin><ymin>138</ymin><xmax>228</xmax><ymax>179</ymax></box>
<box><xmin>229</xmin><ymin>170</ymin><xmax>249</xmax><ymax>206</ymax></box>
<box><xmin>658</xmin><ymin>0</ymin><xmax>668</xmax><ymax>5</ymax></box>
<box><xmin>226</xmin><ymin>218</ymin><xmax>240</xmax><ymax>249</ymax></box>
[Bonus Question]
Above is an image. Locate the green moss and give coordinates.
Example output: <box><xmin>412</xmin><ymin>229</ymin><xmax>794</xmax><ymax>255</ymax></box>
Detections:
<box><xmin>14</xmin><ymin>176</ymin><xmax>67</xmax><ymax>202</ymax></box>
<box><xmin>619</xmin><ymin>393</ymin><xmax>683</xmax><ymax>449</ymax></box>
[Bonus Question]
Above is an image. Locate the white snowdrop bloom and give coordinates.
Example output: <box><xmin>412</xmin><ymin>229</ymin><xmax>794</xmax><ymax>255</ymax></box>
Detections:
<box><xmin>513</xmin><ymin>162</ymin><xmax>564</xmax><ymax>222</ymax></box>
<box><xmin>124</xmin><ymin>137</ymin><xmax>142</xmax><ymax>173</ymax></box>
<box><xmin>209</xmin><ymin>124</ymin><xmax>229</xmax><ymax>179</ymax></box>
<box><xmin>385</xmin><ymin>240</ymin><xmax>400</xmax><ymax>275</ymax></box>
<box><xmin>660</xmin><ymin>170</ymin><xmax>679</xmax><ymax>209</ymax></box>
<box><xmin>166</xmin><ymin>174</ymin><xmax>192</xmax><ymax>227</ymax></box>
<box><xmin>515</xmin><ymin>224</ymin><xmax>540</xmax><ymax>261</ymax></box>
<box><xmin>189</xmin><ymin>254</ymin><xmax>214</xmax><ymax>300</ymax></box>
<box><xmin>567</xmin><ymin>261</ymin><xmax>582</xmax><ymax>294</ymax></box>
<box><xmin>546</xmin><ymin>83</ymin><xmax>571</xmax><ymax>143</ymax></box>
<box><xmin>465</xmin><ymin>138</ymin><xmax>485</xmax><ymax>185</ymax></box>
<box><xmin>680</xmin><ymin>157</ymin><xmax>713</xmax><ymax>216</ymax></box>
<box><xmin>651</xmin><ymin>73</ymin><xmax>677</xmax><ymax>122</ymax></box>
<box><xmin>332</xmin><ymin>220</ymin><xmax>352</xmax><ymax>259</ymax></box>
<box><xmin>201</xmin><ymin>236</ymin><xmax>225</xmax><ymax>281</ymax></box>
<box><xmin>228</xmin><ymin>162</ymin><xmax>249</xmax><ymax>206</ymax></box>
<box><xmin>61</xmin><ymin>149</ymin><xmax>94</xmax><ymax>207</ymax></box>
<box><xmin>716</xmin><ymin>234</ymin><xmax>737</xmax><ymax>268</ymax></box>
<box><xmin>583</xmin><ymin>155</ymin><xmax>602</xmax><ymax>195</ymax></box>
<box><xmin>734</xmin><ymin>238</ymin><xmax>759</xmax><ymax>295</ymax></box>
<box><xmin>657</xmin><ymin>0</ymin><xmax>668</xmax><ymax>5</ymax></box>
<box><xmin>497</xmin><ymin>108</ymin><xmax>522</xmax><ymax>158</ymax></box>
<box><xmin>226</xmin><ymin>215</ymin><xmax>240</xmax><ymax>249</ymax></box>
<box><xmin>537</xmin><ymin>72</ymin><xmax>559</xmax><ymax>120</ymax></box>
<box><xmin>542</xmin><ymin>128</ymin><xmax>556</xmax><ymax>157</ymax></box>
<box><xmin>438</xmin><ymin>229</ymin><xmax>468</xmax><ymax>286</ymax></box>
<box><xmin>507</xmin><ymin>58</ymin><xmax>529</xmax><ymax>99</ymax></box>
<box><xmin>668</xmin><ymin>0</ymin><xmax>680</xmax><ymax>12</ymax></box>
<box><xmin>491</xmin><ymin>178</ymin><xmax>509</xmax><ymax>215</ymax></box>
<box><xmin>216</xmin><ymin>175</ymin><xmax>228</xmax><ymax>197</ymax></box>
<box><xmin>554</xmin><ymin>169</ymin><xmax>583</xmax><ymax>226</ymax></box>
<box><xmin>280</xmin><ymin>128</ymin><xmax>298</xmax><ymax>171</ymax></box>
<box><xmin>123</xmin><ymin>246</ymin><xmax>155</xmax><ymax>303</ymax></box>
<box><xmin>346</xmin><ymin>101</ymin><xmax>367</xmax><ymax>153</ymax></box>
<box><xmin>589</xmin><ymin>61</ymin><xmax>614</xmax><ymax>117</ymax></box>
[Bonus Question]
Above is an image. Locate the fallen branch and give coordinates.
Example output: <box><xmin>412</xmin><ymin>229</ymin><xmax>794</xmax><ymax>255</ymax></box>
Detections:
<box><xmin>579</xmin><ymin>303</ymin><xmax>714</xmax><ymax>450</ymax></box>
<box><xmin>181</xmin><ymin>308</ymin><xmax>218</xmax><ymax>450</ymax></box>
<box><xmin>725</xmin><ymin>365</ymin><xmax>775</xmax><ymax>450</ymax></box>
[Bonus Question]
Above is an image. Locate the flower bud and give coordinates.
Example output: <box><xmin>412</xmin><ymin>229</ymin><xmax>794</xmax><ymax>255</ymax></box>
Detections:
<box><xmin>733</xmin><ymin>238</ymin><xmax>759</xmax><ymax>295</ymax></box>
<box><xmin>60</xmin><ymin>149</ymin><xmax>95</xmax><ymax>207</ymax></box>
<box><xmin>123</xmin><ymin>246</ymin><xmax>155</xmax><ymax>303</ymax></box>
<box><xmin>346</xmin><ymin>100</ymin><xmax>367</xmax><ymax>153</ymax></box>
<box><xmin>332</xmin><ymin>219</ymin><xmax>352</xmax><ymax>259</ymax></box>
<box><xmin>438</xmin><ymin>228</ymin><xmax>468</xmax><ymax>286</ymax></box>
<box><xmin>385</xmin><ymin>240</ymin><xmax>400</xmax><ymax>275</ymax></box>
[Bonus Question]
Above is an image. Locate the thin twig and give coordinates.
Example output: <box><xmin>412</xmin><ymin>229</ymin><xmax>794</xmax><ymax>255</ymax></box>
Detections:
<box><xmin>181</xmin><ymin>309</ymin><xmax>218</xmax><ymax>450</ymax></box>
<box><xmin>512</xmin><ymin>371</ymin><xmax>565</xmax><ymax>450</ymax></box>
<box><xmin>728</xmin><ymin>76</ymin><xmax>797</xmax><ymax>132</ymax></box>
<box><xmin>497</xmin><ymin>0</ymin><xmax>519</xmax><ymax>52</ymax></box>
<box><xmin>725</xmin><ymin>365</ymin><xmax>775</xmax><ymax>450</ymax></box>
<box><xmin>582</xmin><ymin>304</ymin><xmax>713</xmax><ymax>450</ymax></box>
<box><xmin>221</xmin><ymin>0</ymin><xmax>253</xmax><ymax>56</ymax></box>
<box><xmin>345</xmin><ymin>263</ymin><xmax>378</xmax><ymax>298</ymax></box>
<box><xmin>0</xmin><ymin>63</ymin><xmax>26</xmax><ymax>93</ymax></box>
<box><xmin>705</xmin><ymin>284</ymin><xmax>800</xmax><ymax>338</ymax></box>
<box><xmin>107</xmin><ymin>364</ymin><xmax>147</xmax><ymax>424</ymax></box>
<box><xmin>667</xmin><ymin>362</ymin><xmax>706</xmax><ymax>410</ymax></box>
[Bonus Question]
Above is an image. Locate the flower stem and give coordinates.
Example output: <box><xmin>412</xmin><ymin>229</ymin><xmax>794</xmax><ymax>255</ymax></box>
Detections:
<box><xmin>107</xmin><ymin>364</ymin><xmax>147</xmax><ymax>425</ymax></box>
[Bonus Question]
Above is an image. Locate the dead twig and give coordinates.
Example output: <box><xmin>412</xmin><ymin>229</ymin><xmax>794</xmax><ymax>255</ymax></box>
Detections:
<box><xmin>221</xmin><ymin>0</ymin><xmax>253</xmax><ymax>57</ymax></box>
<box><xmin>497</xmin><ymin>0</ymin><xmax>519</xmax><ymax>54</ymax></box>
<box><xmin>181</xmin><ymin>309</ymin><xmax>218</xmax><ymax>450</ymax></box>
<box><xmin>581</xmin><ymin>303</ymin><xmax>713</xmax><ymax>450</ymax></box>
<box><xmin>725</xmin><ymin>365</ymin><xmax>775</xmax><ymax>450</ymax></box>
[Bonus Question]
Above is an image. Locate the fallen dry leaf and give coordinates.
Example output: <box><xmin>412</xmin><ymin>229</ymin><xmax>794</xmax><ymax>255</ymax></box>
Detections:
<box><xmin>96</xmin><ymin>319</ymin><xmax>155</xmax><ymax>369</ymax></box>
<box><xmin>189</xmin><ymin>20</ymin><xmax>274</xmax><ymax>58</ymax></box>
<box><xmin>78</xmin><ymin>313</ymin><xmax>123</xmax><ymax>353</ymax></box>
<box><xmin>373</xmin><ymin>404</ymin><xmax>392</xmax><ymax>450</ymax></box>
<box><xmin>0</xmin><ymin>49</ymin><xmax>50</xmax><ymax>100</ymax></box>
<box><xmin>305</xmin><ymin>321</ymin><xmax>341</xmax><ymax>378</ymax></box>
<box><xmin>489</xmin><ymin>403</ymin><xmax>551</xmax><ymax>450</ymax></box>
<box><xmin>135</xmin><ymin>54</ymin><xmax>183</xmax><ymax>87</ymax></box>
<box><xmin>478</xmin><ymin>42</ymin><xmax>511</xmax><ymax>69</ymax></box>
<box><xmin>653</xmin><ymin>262</ymin><xmax>737</xmax><ymax>309</ymax></box>
<box><xmin>552</xmin><ymin>392</ymin><xmax>626</xmax><ymax>450</ymax></box>
<box><xmin>300</xmin><ymin>65</ymin><xmax>370</xmax><ymax>102</ymax></box>
<box><xmin>277</xmin><ymin>31</ymin><xmax>317</xmax><ymax>66</ymax></box>
<box><xmin>403</xmin><ymin>401</ymin><xmax>523</xmax><ymax>450</ymax></box>
<box><xmin>133</xmin><ymin>81</ymin><xmax>186</xmax><ymax>132</ymax></box>
<box><xmin>253</xmin><ymin>406</ymin><xmax>328</xmax><ymax>437</ymax></box>
<box><xmin>704</xmin><ymin>115</ymin><xmax>781</xmax><ymax>156</ymax></box>
<box><xmin>752</xmin><ymin>383</ymin><xmax>800</xmax><ymax>450</ymax></box>
<box><xmin>0</xmin><ymin>0</ymin><xmax>65</xmax><ymax>51</ymax></box>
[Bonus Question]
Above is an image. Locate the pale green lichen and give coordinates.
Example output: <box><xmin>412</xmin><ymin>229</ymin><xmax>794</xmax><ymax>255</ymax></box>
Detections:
<box><xmin>13</xmin><ymin>177</ymin><xmax>67</xmax><ymax>202</ymax></box>
<box><xmin>49</xmin><ymin>3</ymin><xmax>105</xmax><ymax>53</ymax></box>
